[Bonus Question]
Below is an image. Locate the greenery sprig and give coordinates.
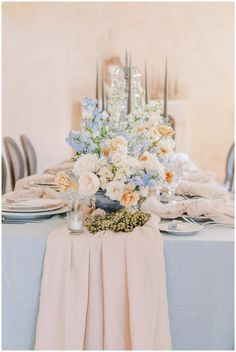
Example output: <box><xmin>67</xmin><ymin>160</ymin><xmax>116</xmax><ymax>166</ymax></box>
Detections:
<box><xmin>85</xmin><ymin>208</ymin><xmax>151</xmax><ymax>234</ymax></box>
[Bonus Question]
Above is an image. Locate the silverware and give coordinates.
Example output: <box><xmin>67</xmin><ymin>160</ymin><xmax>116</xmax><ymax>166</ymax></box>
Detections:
<box><xmin>181</xmin><ymin>216</ymin><xmax>234</xmax><ymax>229</ymax></box>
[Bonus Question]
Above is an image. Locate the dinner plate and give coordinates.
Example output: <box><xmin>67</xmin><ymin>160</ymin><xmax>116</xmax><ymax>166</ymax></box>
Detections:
<box><xmin>24</xmin><ymin>181</ymin><xmax>59</xmax><ymax>190</ymax></box>
<box><xmin>2</xmin><ymin>205</ymin><xmax>68</xmax><ymax>220</ymax></box>
<box><xmin>2</xmin><ymin>199</ymin><xmax>63</xmax><ymax>213</ymax></box>
<box><xmin>159</xmin><ymin>221</ymin><xmax>203</xmax><ymax>235</ymax></box>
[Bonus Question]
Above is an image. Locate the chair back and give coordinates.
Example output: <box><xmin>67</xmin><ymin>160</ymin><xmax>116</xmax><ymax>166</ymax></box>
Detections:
<box><xmin>20</xmin><ymin>135</ymin><xmax>37</xmax><ymax>176</ymax></box>
<box><xmin>4</xmin><ymin>137</ymin><xmax>25</xmax><ymax>189</ymax></box>
<box><xmin>2</xmin><ymin>156</ymin><xmax>7</xmax><ymax>194</ymax></box>
<box><xmin>224</xmin><ymin>143</ymin><xmax>234</xmax><ymax>192</ymax></box>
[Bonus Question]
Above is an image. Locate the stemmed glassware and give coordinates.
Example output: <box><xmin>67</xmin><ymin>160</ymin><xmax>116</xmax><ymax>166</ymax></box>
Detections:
<box><xmin>164</xmin><ymin>160</ymin><xmax>183</xmax><ymax>204</ymax></box>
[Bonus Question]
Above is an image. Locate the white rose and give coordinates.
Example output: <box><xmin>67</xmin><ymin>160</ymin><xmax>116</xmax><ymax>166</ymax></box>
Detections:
<box><xmin>73</xmin><ymin>154</ymin><xmax>99</xmax><ymax>177</ymax></box>
<box><xmin>98</xmin><ymin>166</ymin><xmax>113</xmax><ymax>179</ymax></box>
<box><xmin>112</xmin><ymin>153</ymin><xmax>126</xmax><ymax>167</ymax></box>
<box><xmin>106</xmin><ymin>181</ymin><xmax>125</xmax><ymax>201</ymax></box>
<box><xmin>100</xmin><ymin>175</ymin><xmax>109</xmax><ymax>189</ymax></box>
<box><xmin>78</xmin><ymin>171</ymin><xmax>100</xmax><ymax>196</ymax></box>
<box><xmin>139</xmin><ymin>152</ymin><xmax>164</xmax><ymax>172</ymax></box>
<box><xmin>114</xmin><ymin>166</ymin><xmax>130</xmax><ymax>181</ymax></box>
<box><xmin>126</xmin><ymin>156</ymin><xmax>139</xmax><ymax>168</ymax></box>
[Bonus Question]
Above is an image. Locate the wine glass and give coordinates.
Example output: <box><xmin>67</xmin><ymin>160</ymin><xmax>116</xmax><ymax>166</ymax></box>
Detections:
<box><xmin>164</xmin><ymin>161</ymin><xmax>183</xmax><ymax>204</ymax></box>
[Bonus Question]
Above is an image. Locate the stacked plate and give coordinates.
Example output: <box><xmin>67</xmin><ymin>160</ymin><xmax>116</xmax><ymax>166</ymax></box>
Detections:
<box><xmin>24</xmin><ymin>181</ymin><xmax>59</xmax><ymax>190</ymax></box>
<box><xmin>2</xmin><ymin>198</ymin><xmax>68</xmax><ymax>221</ymax></box>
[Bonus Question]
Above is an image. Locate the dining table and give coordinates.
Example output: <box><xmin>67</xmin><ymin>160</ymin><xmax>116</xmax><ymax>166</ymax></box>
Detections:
<box><xmin>2</xmin><ymin>212</ymin><xmax>234</xmax><ymax>350</ymax></box>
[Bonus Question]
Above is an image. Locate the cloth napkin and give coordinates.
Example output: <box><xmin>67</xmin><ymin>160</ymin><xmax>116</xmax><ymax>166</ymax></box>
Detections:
<box><xmin>35</xmin><ymin>196</ymin><xmax>171</xmax><ymax>350</ymax></box>
<box><xmin>182</xmin><ymin>170</ymin><xmax>216</xmax><ymax>184</ymax></box>
<box><xmin>43</xmin><ymin>161</ymin><xmax>74</xmax><ymax>175</ymax></box>
<box><xmin>176</xmin><ymin>181</ymin><xmax>230</xmax><ymax>200</ymax></box>
<box><xmin>14</xmin><ymin>174</ymin><xmax>56</xmax><ymax>191</ymax></box>
<box><xmin>173</xmin><ymin>152</ymin><xmax>199</xmax><ymax>172</ymax></box>
<box><xmin>3</xmin><ymin>187</ymin><xmax>62</xmax><ymax>203</ymax></box>
<box><xmin>154</xmin><ymin>198</ymin><xmax>234</xmax><ymax>225</ymax></box>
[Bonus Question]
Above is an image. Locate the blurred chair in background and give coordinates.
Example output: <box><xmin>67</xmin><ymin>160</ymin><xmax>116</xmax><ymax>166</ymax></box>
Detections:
<box><xmin>224</xmin><ymin>143</ymin><xmax>234</xmax><ymax>192</ymax></box>
<box><xmin>20</xmin><ymin>135</ymin><xmax>37</xmax><ymax>175</ymax></box>
<box><xmin>2</xmin><ymin>156</ymin><xmax>7</xmax><ymax>194</ymax></box>
<box><xmin>4</xmin><ymin>137</ymin><xmax>25</xmax><ymax>190</ymax></box>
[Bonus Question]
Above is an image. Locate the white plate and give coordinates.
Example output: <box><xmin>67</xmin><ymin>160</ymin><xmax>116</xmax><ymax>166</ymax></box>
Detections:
<box><xmin>159</xmin><ymin>221</ymin><xmax>203</xmax><ymax>235</ymax></box>
<box><xmin>2</xmin><ymin>205</ymin><xmax>68</xmax><ymax>220</ymax></box>
<box><xmin>24</xmin><ymin>181</ymin><xmax>59</xmax><ymax>190</ymax></box>
<box><xmin>2</xmin><ymin>199</ymin><xmax>63</xmax><ymax>213</ymax></box>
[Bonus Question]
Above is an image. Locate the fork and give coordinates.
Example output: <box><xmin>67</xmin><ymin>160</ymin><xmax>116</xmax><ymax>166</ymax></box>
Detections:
<box><xmin>181</xmin><ymin>216</ymin><xmax>234</xmax><ymax>229</ymax></box>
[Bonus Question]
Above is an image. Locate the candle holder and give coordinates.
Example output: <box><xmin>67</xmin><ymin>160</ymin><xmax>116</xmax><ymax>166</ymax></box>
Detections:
<box><xmin>66</xmin><ymin>194</ymin><xmax>95</xmax><ymax>234</ymax></box>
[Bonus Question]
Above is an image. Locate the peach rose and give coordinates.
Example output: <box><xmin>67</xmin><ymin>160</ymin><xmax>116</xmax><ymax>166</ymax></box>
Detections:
<box><xmin>165</xmin><ymin>170</ymin><xmax>174</xmax><ymax>184</ymax></box>
<box><xmin>120</xmin><ymin>184</ymin><xmax>140</xmax><ymax>208</ymax></box>
<box><xmin>55</xmin><ymin>172</ymin><xmax>78</xmax><ymax>192</ymax></box>
<box><xmin>158</xmin><ymin>125</ymin><xmax>175</xmax><ymax>137</ymax></box>
<box><xmin>101</xmin><ymin>146</ymin><xmax>110</xmax><ymax>156</ymax></box>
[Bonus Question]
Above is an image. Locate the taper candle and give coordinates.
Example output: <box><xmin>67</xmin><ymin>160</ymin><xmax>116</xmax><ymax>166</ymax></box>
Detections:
<box><xmin>145</xmin><ymin>60</ymin><xmax>148</xmax><ymax>105</ymax></box>
<box><xmin>127</xmin><ymin>56</ymin><xmax>132</xmax><ymax>114</ymax></box>
<box><xmin>95</xmin><ymin>61</ymin><xmax>99</xmax><ymax>108</ymax></box>
<box><xmin>101</xmin><ymin>70</ymin><xmax>105</xmax><ymax>111</ymax></box>
<box><xmin>163</xmin><ymin>57</ymin><xmax>168</xmax><ymax>118</ymax></box>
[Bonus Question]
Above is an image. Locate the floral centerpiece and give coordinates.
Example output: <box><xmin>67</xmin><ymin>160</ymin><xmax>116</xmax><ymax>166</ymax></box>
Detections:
<box><xmin>61</xmin><ymin>97</ymin><xmax>175</xmax><ymax>211</ymax></box>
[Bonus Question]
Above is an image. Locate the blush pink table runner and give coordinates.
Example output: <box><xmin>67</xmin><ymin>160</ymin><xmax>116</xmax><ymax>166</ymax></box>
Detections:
<box><xmin>35</xmin><ymin>198</ymin><xmax>171</xmax><ymax>350</ymax></box>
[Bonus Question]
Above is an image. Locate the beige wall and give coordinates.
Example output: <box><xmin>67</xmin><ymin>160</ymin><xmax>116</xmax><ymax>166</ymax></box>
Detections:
<box><xmin>2</xmin><ymin>2</ymin><xmax>234</xmax><ymax>182</ymax></box>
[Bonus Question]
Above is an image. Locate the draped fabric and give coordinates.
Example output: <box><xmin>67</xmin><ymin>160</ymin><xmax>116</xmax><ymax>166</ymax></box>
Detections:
<box><xmin>35</xmin><ymin>198</ymin><xmax>171</xmax><ymax>350</ymax></box>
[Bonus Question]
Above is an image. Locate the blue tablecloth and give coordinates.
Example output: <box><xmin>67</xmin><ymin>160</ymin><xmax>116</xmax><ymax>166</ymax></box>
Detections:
<box><xmin>2</xmin><ymin>217</ymin><xmax>234</xmax><ymax>350</ymax></box>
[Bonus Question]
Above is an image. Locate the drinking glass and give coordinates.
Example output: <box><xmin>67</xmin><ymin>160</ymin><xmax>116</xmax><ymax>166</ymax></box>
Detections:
<box><xmin>66</xmin><ymin>194</ymin><xmax>95</xmax><ymax>234</ymax></box>
<box><xmin>164</xmin><ymin>161</ymin><xmax>183</xmax><ymax>204</ymax></box>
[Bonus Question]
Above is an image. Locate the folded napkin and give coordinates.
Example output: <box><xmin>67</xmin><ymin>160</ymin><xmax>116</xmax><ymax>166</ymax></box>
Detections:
<box><xmin>15</xmin><ymin>174</ymin><xmax>56</xmax><ymax>191</ymax></box>
<box><xmin>176</xmin><ymin>181</ymin><xmax>230</xmax><ymax>200</ymax></box>
<box><xmin>183</xmin><ymin>170</ymin><xmax>216</xmax><ymax>184</ymax></box>
<box><xmin>173</xmin><ymin>152</ymin><xmax>199</xmax><ymax>172</ymax></box>
<box><xmin>43</xmin><ymin>161</ymin><xmax>74</xmax><ymax>175</ymax></box>
<box><xmin>3</xmin><ymin>187</ymin><xmax>63</xmax><ymax>204</ymax></box>
<box><xmin>153</xmin><ymin>198</ymin><xmax>234</xmax><ymax>225</ymax></box>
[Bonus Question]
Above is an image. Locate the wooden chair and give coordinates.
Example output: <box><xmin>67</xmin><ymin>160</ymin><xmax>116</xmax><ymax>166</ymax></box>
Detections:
<box><xmin>20</xmin><ymin>135</ymin><xmax>37</xmax><ymax>176</ymax></box>
<box><xmin>4</xmin><ymin>137</ymin><xmax>25</xmax><ymax>190</ymax></box>
<box><xmin>2</xmin><ymin>156</ymin><xmax>7</xmax><ymax>194</ymax></box>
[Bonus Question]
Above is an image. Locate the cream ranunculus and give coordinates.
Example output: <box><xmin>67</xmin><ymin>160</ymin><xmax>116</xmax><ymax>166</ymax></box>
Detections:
<box><xmin>78</xmin><ymin>171</ymin><xmax>100</xmax><ymax>196</ymax></box>
<box><xmin>106</xmin><ymin>180</ymin><xmax>125</xmax><ymax>201</ymax></box>
<box><xmin>109</xmin><ymin>136</ymin><xmax>128</xmax><ymax>154</ymax></box>
<box><xmin>119</xmin><ymin>184</ymin><xmax>140</xmax><ymax>208</ymax></box>
<box><xmin>112</xmin><ymin>153</ymin><xmax>126</xmax><ymax>167</ymax></box>
<box><xmin>158</xmin><ymin>125</ymin><xmax>175</xmax><ymax>137</ymax></box>
<box><xmin>55</xmin><ymin>172</ymin><xmax>78</xmax><ymax>192</ymax></box>
<box><xmin>139</xmin><ymin>152</ymin><xmax>163</xmax><ymax>172</ymax></box>
<box><xmin>73</xmin><ymin>154</ymin><xmax>99</xmax><ymax>178</ymax></box>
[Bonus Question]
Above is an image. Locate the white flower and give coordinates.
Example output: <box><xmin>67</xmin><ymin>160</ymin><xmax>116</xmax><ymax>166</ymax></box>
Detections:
<box><xmin>139</xmin><ymin>152</ymin><xmax>164</xmax><ymax>172</ymax></box>
<box><xmin>139</xmin><ymin>186</ymin><xmax>149</xmax><ymax>198</ymax></box>
<box><xmin>100</xmin><ymin>175</ymin><xmax>109</xmax><ymax>190</ymax></box>
<box><xmin>114</xmin><ymin>167</ymin><xmax>130</xmax><ymax>181</ymax></box>
<box><xmin>98</xmin><ymin>165</ymin><xmax>113</xmax><ymax>179</ymax></box>
<box><xmin>109</xmin><ymin>136</ymin><xmax>128</xmax><ymax>154</ymax></box>
<box><xmin>73</xmin><ymin>154</ymin><xmax>99</xmax><ymax>177</ymax></box>
<box><xmin>106</xmin><ymin>181</ymin><xmax>125</xmax><ymax>201</ymax></box>
<box><xmin>126</xmin><ymin>156</ymin><xmax>139</xmax><ymax>168</ymax></box>
<box><xmin>78</xmin><ymin>171</ymin><xmax>100</xmax><ymax>197</ymax></box>
<box><xmin>112</xmin><ymin>153</ymin><xmax>126</xmax><ymax>167</ymax></box>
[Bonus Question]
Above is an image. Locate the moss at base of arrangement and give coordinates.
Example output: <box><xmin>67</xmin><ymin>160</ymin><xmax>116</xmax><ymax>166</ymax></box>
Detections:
<box><xmin>84</xmin><ymin>208</ymin><xmax>151</xmax><ymax>234</ymax></box>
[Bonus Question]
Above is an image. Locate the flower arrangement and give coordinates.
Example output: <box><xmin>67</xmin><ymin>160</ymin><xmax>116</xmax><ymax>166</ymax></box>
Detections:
<box><xmin>63</xmin><ymin>97</ymin><xmax>175</xmax><ymax>209</ymax></box>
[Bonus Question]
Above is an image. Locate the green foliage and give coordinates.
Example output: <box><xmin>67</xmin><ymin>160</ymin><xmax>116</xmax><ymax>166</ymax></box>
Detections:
<box><xmin>85</xmin><ymin>208</ymin><xmax>151</xmax><ymax>234</ymax></box>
